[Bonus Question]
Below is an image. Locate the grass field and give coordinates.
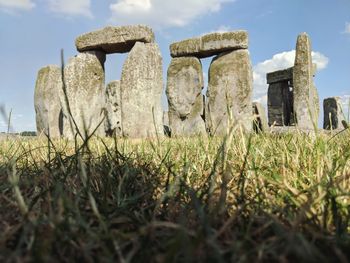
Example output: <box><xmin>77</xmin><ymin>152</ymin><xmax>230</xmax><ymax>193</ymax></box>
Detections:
<box><xmin>0</xmin><ymin>128</ymin><xmax>350</xmax><ymax>262</ymax></box>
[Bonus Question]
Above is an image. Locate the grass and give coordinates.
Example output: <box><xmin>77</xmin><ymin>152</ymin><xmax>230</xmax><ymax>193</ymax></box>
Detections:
<box><xmin>0</xmin><ymin>129</ymin><xmax>350</xmax><ymax>262</ymax></box>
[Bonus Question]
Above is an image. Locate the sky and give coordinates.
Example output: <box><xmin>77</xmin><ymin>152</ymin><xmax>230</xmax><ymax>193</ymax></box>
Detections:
<box><xmin>0</xmin><ymin>0</ymin><xmax>349</xmax><ymax>132</ymax></box>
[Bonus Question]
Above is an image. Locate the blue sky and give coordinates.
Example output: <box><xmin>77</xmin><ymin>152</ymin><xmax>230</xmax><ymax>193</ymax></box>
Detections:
<box><xmin>0</xmin><ymin>0</ymin><xmax>349</xmax><ymax>132</ymax></box>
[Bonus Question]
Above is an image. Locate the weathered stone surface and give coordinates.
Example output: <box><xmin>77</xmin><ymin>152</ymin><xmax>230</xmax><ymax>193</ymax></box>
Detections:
<box><xmin>171</xmin><ymin>38</ymin><xmax>201</xmax><ymax>58</ymax></box>
<box><xmin>253</xmin><ymin>102</ymin><xmax>269</xmax><ymax>132</ymax></box>
<box><xmin>206</xmin><ymin>49</ymin><xmax>253</xmax><ymax>135</ymax></box>
<box><xmin>34</xmin><ymin>65</ymin><xmax>63</xmax><ymax>137</ymax></box>
<box><xmin>105</xmin><ymin>80</ymin><xmax>122</xmax><ymax>136</ymax></box>
<box><xmin>62</xmin><ymin>51</ymin><xmax>106</xmax><ymax>139</ymax></box>
<box><xmin>311</xmin><ymin>83</ymin><xmax>320</xmax><ymax>120</ymax></box>
<box><xmin>266</xmin><ymin>67</ymin><xmax>293</xmax><ymax>84</ymax></box>
<box><xmin>168</xmin><ymin>96</ymin><xmax>206</xmax><ymax>136</ymax></box>
<box><xmin>266</xmin><ymin>63</ymin><xmax>318</xmax><ymax>127</ymax></box>
<box><xmin>267</xmin><ymin>81</ymin><xmax>294</xmax><ymax>126</ymax></box>
<box><xmin>268</xmin><ymin>82</ymin><xmax>285</xmax><ymax>126</ymax></box>
<box><xmin>201</xmin><ymin>31</ymin><xmax>248</xmax><ymax>55</ymax></box>
<box><xmin>293</xmin><ymin>33</ymin><xmax>319</xmax><ymax>130</ymax></box>
<box><xmin>76</xmin><ymin>25</ymin><xmax>155</xmax><ymax>54</ymax></box>
<box><xmin>323</xmin><ymin>97</ymin><xmax>344</xmax><ymax>130</ymax></box>
<box><xmin>121</xmin><ymin>42</ymin><xmax>163</xmax><ymax>138</ymax></box>
<box><xmin>170</xmin><ymin>31</ymin><xmax>248</xmax><ymax>58</ymax></box>
<box><xmin>166</xmin><ymin>57</ymin><xmax>206</xmax><ymax>136</ymax></box>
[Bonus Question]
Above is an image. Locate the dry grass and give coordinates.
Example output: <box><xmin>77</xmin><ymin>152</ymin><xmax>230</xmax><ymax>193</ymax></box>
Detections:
<box><xmin>0</xmin><ymin>129</ymin><xmax>350</xmax><ymax>262</ymax></box>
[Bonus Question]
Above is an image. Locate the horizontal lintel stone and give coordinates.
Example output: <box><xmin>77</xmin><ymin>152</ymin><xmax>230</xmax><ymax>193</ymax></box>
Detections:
<box><xmin>266</xmin><ymin>67</ymin><xmax>293</xmax><ymax>84</ymax></box>
<box><xmin>75</xmin><ymin>25</ymin><xmax>155</xmax><ymax>54</ymax></box>
<box><xmin>170</xmin><ymin>30</ymin><xmax>248</xmax><ymax>58</ymax></box>
<box><xmin>266</xmin><ymin>64</ymin><xmax>317</xmax><ymax>84</ymax></box>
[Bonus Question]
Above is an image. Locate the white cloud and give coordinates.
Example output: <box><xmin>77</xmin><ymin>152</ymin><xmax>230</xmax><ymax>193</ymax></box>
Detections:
<box><xmin>109</xmin><ymin>0</ymin><xmax>235</xmax><ymax>29</ymax></box>
<box><xmin>344</xmin><ymin>22</ymin><xmax>350</xmax><ymax>34</ymax></box>
<box><xmin>214</xmin><ymin>25</ymin><xmax>231</xmax><ymax>33</ymax></box>
<box><xmin>48</xmin><ymin>0</ymin><xmax>93</xmax><ymax>18</ymax></box>
<box><xmin>0</xmin><ymin>0</ymin><xmax>35</xmax><ymax>12</ymax></box>
<box><xmin>253</xmin><ymin>50</ymin><xmax>329</xmax><ymax>109</ymax></box>
<box><xmin>312</xmin><ymin>51</ymin><xmax>329</xmax><ymax>70</ymax></box>
<box><xmin>113</xmin><ymin>0</ymin><xmax>152</xmax><ymax>12</ymax></box>
<box><xmin>201</xmin><ymin>25</ymin><xmax>232</xmax><ymax>36</ymax></box>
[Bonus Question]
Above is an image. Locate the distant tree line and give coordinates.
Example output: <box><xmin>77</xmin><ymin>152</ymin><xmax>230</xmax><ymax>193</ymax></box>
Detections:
<box><xmin>20</xmin><ymin>131</ymin><xmax>37</xmax><ymax>136</ymax></box>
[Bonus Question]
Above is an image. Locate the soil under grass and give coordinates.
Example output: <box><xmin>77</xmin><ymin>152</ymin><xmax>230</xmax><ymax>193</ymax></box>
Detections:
<box><xmin>0</xmin><ymin>130</ymin><xmax>349</xmax><ymax>262</ymax></box>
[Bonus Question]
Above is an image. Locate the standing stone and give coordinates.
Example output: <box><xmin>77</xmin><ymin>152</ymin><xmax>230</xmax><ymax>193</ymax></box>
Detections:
<box><xmin>252</xmin><ymin>102</ymin><xmax>269</xmax><ymax>133</ymax></box>
<box><xmin>323</xmin><ymin>97</ymin><xmax>344</xmax><ymax>130</ymax></box>
<box><xmin>311</xmin><ymin>64</ymin><xmax>320</xmax><ymax>124</ymax></box>
<box><xmin>62</xmin><ymin>51</ymin><xmax>106</xmax><ymax>139</ymax></box>
<box><xmin>166</xmin><ymin>57</ymin><xmax>206</xmax><ymax>136</ymax></box>
<box><xmin>120</xmin><ymin>42</ymin><xmax>163</xmax><ymax>138</ymax></box>
<box><xmin>34</xmin><ymin>65</ymin><xmax>63</xmax><ymax>137</ymax></box>
<box><xmin>311</xmin><ymin>83</ymin><xmax>320</xmax><ymax>119</ymax></box>
<box><xmin>293</xmin><ymin>33</ymin><xmax>319</xmax><ymax>130</ymax></box>
<box><xmin>105</xmin><ymin>80</ymin><xmax>122</xmax><ymax>136</ymax></box>
<box><xmin>207</xmin><ymin>49</ymin><xmax>253</xmax><ymax>136</ymax></box>
<box><xmin>267</xmin><ymin>81</ymin><xmax>294</xmax><ymax>126</ymax></box>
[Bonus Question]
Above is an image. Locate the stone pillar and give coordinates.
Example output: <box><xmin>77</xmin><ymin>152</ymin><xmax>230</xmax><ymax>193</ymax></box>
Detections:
<box><xmin>267</xmin><ymin>81</ymin><xmax>294</xmax><ymax>126</ymax></box>
<box><xmin>34</xmin><ymin>65</ymin><xmax>63</xmax><ymax>137</ymax></box>
<box><xmin>252</xmin><ymin>102</ymin><xmax>269</xmax><ymax>133</ymax></box>
<box><xmin>266</xmin><ymin>67</ymin><xmax>294</xmax><ymax>126</ymax></box>
<box><xmin>323</xmin><ymin>97</ymin><xmax>344</xmax><ymax>130</ymax></box>
<box><xmin>105</xmin><ymin>80</ymin><xmax>122</xmax><ymax>137</ymax></box>
<box><xmin>120</xmin><ymin>42</ymin><xmax>163</xmax><ymax>138</ymax></box>
<box><xmin>207</xmin><ymin>49</ymin><xmax>253</xmax><ymax>136</ymax></box>
<box><xmin>62</xmin><ymin>51</ymin><xmax>106</xmax><ymax>139</ymax></box>
<box><xmin>166</xmin><ymin>57</ymin><xmax>206</xmax><ymax>137</ymax></box>
<box><xmin>293</xmin><ymin>33</ymin><xmax>319</xmax><ymax>130</ymax></box>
